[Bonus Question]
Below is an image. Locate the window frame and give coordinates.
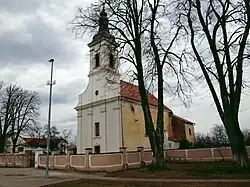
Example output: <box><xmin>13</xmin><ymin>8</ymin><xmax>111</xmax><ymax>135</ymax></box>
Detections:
<box><xmin>189</xmin><ymin>128</ymin><xmax>192</xmax><ymax>135</ymax></box>
<box><xmin>109</xmin><ymin>53</ymin><xmax>114</xmax><ymax>68</ymax></box>
<box><xmin>95</xmin><ymin>122</ymin><xmax>100</xmax><ymax>137</ymax></box>
<box><xmin>95</xmin><ymin>53</ymin><xmax>100</xmax><ymax>67</ymax></box>
<box><xmin>94</xmin><ymin>145</ymin><xmax>100</xmax><ymax>154</ymax></box>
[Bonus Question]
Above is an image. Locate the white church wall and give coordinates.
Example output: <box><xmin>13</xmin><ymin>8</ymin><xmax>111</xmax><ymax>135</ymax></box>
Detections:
<box><xmin>76</xmin><ymin>98</ymin><xmax>122</xmax><ymax>154</ymax></box>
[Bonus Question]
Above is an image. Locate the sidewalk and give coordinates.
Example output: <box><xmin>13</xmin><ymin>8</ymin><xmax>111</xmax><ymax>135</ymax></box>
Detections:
<box><xmin>1</xmin><ymin>168</ymin><xmax>250</xmax><ymax>187</ymax></box>
<box><xmin>0</xmin><ymin>168</ymin><xmax>102</xmax><ymax>187</ymax></box>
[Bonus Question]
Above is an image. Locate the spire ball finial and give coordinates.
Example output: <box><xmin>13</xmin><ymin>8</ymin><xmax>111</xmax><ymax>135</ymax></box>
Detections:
<box><xmin>102</xmin><ymin>2</ymin><xmax>105</xmax><ymax>10</ymax></box>
<box><xmin>100</xmin><ymin>2</ymin><xmax>107</xmax><ymax>17</ymax></box>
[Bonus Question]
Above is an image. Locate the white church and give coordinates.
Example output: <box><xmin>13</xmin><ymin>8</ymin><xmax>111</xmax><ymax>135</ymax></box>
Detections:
<box><xmin>75</xmin><ymin>7</ymin><xmax>195</xmax><ymax>154</ymax></box>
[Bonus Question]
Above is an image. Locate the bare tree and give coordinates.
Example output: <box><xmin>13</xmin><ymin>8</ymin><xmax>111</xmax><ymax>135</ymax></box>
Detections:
<box><xmin>194</xmin><ymin>132</ymin><xmax>214</xmax><ymax>148</ymax></box>
<box><xmin>174</xmin><ymin>0</ymin><xmax>250</xmax><ymax>167</ymax></box>
<box><xmin>0</xmin><ymin>84</ymin><xmax>22</xmax><ymax>152</ymax></box>
<box><xmin>43</xmin><ymin>124</ymin><xmax>60</xmax><ymax>139</ymax></box>
<box><xmin>60</xmin><ymin>128</ymin><xmax>72</xmax><ymax>142</ymax></box>
<box><xmin>144</xmin><ymin>0</ymin><xmax>191</xmax><ymax>166</ymax></box>
<box><xmin>10</xmin><ymin>90</ymin><xmax>40</xmax><ymax>153</ymax></box>
<box><xmin>0</xmin><ymin>84</ymin><xmax>40</xmax><ymax>153</ymax></box>
<box><xmin>210</xmin><ymin>124</ymin><xmax>230</xmax><ymax>147</ymax></box>
<box><xmin>24</xmin><ymin>123</ymin><xmax>43</xmax><ymax>139</ymax></box>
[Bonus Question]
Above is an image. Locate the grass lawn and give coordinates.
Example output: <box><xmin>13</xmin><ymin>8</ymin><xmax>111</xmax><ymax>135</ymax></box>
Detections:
<box><xmin>49</xmin><ymin>161</ymin><xmax>250</xmax><ymax>187</ymax></box>
<box><xmin>50</xmin><ymin>179</ymin><xmax>250</xmax><ymax>187</ymax></box>
<box><xmin>107</xmin><ymin>161</ymin><xmax>250</xmax><ymax>179</ymax></box>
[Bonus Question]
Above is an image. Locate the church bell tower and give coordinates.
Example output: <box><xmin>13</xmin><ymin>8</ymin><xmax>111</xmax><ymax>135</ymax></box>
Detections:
<box><xmin>75</xmin><ymin>5</ymin><xmax>122</xmax><ymax>154</ymax></box>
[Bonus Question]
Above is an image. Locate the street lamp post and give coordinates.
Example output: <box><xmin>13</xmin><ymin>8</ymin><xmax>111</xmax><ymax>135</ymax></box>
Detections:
<box><xmin>45</xmin><ymin>58</ymin><xmax>56</xmax><ymax>179</ymax></box>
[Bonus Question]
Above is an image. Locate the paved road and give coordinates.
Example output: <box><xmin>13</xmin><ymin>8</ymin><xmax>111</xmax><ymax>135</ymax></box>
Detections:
<box><xmin>1</xmin><ymin>168</ymin><xmax>250</xmax><ymax>187</ymax></box>
<box><xmin>0</xmin><ymin>168</ymin><xmax>100</xmax><ymax>187</ymax></box>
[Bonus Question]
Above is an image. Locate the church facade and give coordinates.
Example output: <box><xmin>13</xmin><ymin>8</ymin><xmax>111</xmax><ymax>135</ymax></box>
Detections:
<box><xmin>75</xmin><ymin>8</ymin><xmax>195</xmax><ymax>154</ymax></box>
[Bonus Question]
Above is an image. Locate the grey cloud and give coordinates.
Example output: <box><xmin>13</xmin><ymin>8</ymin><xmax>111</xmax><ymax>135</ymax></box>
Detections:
<box><xmin>0</xmin><ymin>0</ymin><xmax>90</xmax><ymax>137</ymax></box>
<box><xmin>38</xmin><ymin>78</ymin><xmax>87</xmax><ymax>107</ymax></box>
<box><xmin>0</xmin><ymin>17</ymin><xmax>80</xmax><ymax>67</ymax></box>
<box><xmin>0</xmin><ymin>1</ymin><xmax>86</xmax><ymax>69</ymax></box>
<box><xmin>0</xmin><ymin>0</ymin><xmax>42</xmax><ymax>13</ymax></box>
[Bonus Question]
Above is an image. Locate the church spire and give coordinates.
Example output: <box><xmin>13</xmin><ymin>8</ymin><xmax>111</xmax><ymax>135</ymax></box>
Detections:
<box><xmin>88</xmin><ymin>2</ymin><xmax>116</xmax><ymax>46</ymax></box>
<box><xmin>98</xmin><ymin>3</ymin><xmax>109</xmax><ymax>33</ymax></box>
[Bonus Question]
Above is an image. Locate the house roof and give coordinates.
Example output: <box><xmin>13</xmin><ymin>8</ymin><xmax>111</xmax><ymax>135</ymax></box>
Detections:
<box><xmin>171</xmin><ymin>114</ymin><xmax>195</xmax><ymax>125</ymax></box>
<box><xmin>23</xmin><ymin>138</ymin><xmax>47</xmax><ymax>144</ymax></box>
<box><xmin>120</xmin><ymin>80</ymin><xmax>172</xmax><ymax>112</ymax></box>
<box><xmin>22</xmin><ymin>138</ymin><xmax>68</xmax><ymax>146</ymax></box>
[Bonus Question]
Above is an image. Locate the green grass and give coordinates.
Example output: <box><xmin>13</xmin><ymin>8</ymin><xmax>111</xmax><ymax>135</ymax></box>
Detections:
<box><xmin>107</xmin><ymin>161</ymin><xmax>250</xmax><ymax>179</ymax></box>
<box><xmin>46</xmin><ymin>161</ymin><xmax>250</xmax><ymax>187</ymax></box>
<box><xmin>49</xmin><ymin>179</ymin><xmax>250</xmax><ymax>187</ymax></box>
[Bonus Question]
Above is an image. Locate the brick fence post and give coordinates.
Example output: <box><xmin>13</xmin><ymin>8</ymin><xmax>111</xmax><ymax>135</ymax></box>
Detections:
<box><xmin>13</xmin><ymin>154</ymin><xmax>16</xmax><ymax>167</ymax></box>
<box><xmin>185</xmin><ymin>150</ymin><xmax>188</xmax><ymax>160</ymax></box>
<box><xmin>66</xmin><ymin>151</ymin><xmax>73</xmax><ymax>171</ymax></box>
<box><xmin>137</xmin><ymin>146</ymin><xmax>145</xmax><ymax>167</ymax></box>
<box><xmin>85</xmin><ymin>148</ymin><xmax>92</xmax><ymax>170</ymax></box>
<box><xmin>22</xmin><ymin>154</ymin><xmax>26</xmax><ymax>168</ymax></box>
<box><xmin>211</xmin><ymin>148</ymin><xmax>214</xmax><ymax>161</ymax></box>
<box><xmin>119</xmin><ymin>147</ymin><xmax>128</xmax><ymax>169</ymax></box>
<box><xmin>50</xmin><ymin>152</ymin><xmax>55</xmax><ymax>170</ymax></box>
<box><xmin>5</xmin><ymin>154</ymin><xmax>8</xmax><ymax>167</ymax></box>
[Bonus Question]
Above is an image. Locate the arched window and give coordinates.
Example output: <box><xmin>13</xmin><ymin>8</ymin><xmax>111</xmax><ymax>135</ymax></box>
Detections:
<box><xmin>95</xmin><ymin>54</ymin><xmax>100</xmax><ymax>67</ymax></box>
<box><xmin>189</xmin><ymin>128</ymin><xmax>192</xmax><ymax>135</ymax></box>
<box><xmin>109</xmin><ymin>54</ymin><xmax>114</xmax><ymax>68</ymax></box>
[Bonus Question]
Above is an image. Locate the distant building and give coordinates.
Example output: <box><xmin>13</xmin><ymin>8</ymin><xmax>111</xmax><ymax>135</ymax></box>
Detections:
<box><xmin>5</xmin><ymin>137</ymin><xmax>68</xmax><ymax>154</ymax></box>
<box><xmin>75</xmin><ymin>7</ymin><xmax>195</xmax><ymax>154</ymax></box>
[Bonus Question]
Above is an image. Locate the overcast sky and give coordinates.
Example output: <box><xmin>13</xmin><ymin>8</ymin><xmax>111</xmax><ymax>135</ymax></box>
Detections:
<box><xmin>0</xmin><ymin>0</ymin><xmax>249</xmax><ymax>136</ymax></box>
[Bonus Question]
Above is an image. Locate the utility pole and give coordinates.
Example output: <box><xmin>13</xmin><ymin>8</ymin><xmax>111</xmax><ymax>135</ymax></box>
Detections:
<box><xmin>45</xmin><ymin>58</ymin><xmax>56</xmax><ymax>179</ymax></box>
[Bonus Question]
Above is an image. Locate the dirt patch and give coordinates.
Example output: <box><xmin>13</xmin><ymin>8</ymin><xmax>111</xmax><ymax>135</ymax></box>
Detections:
<box><xmin>106</xmin><ymin>161</ymin><xmax>250</xmax><ymax>179</ymax></box>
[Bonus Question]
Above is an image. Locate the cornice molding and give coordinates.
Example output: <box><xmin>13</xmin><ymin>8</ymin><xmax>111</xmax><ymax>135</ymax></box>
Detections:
<box><xmin>75</xmin><ymin>96</ymin><xmax>120</xmax><ymax>110</ymax></box>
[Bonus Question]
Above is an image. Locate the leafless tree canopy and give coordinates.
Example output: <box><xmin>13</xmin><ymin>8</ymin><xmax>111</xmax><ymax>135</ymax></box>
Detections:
<box><xmin>210</xmin><ymin>124</ymin><xmax>230</xmax><ymax>146</ymax></box>
<box><xmin>195</xmin><ymin>125</ymin><xmax>250</xmax><ymax>148</ymax></box>
<box><xmin>172</xmin><ymin>0</ymin><xmax>250</xmax><ymax>117</ymax></box>
<box><xmin>172</xmin><ymin>0</ymin><xmax>250</xmax><ymax>167</ymax></box>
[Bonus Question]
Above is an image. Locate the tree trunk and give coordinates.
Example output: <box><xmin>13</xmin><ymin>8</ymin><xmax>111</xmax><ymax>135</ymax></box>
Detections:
<box><xmin>225</xmin><ymin>117</ymin><xmax>249</xmax><ymax>168</ymax></box>
<box><xmin>12</xmin><ymin>140</ymin><xmax>17</xmax><ymax>153</ymax></box>
<box><xmin>0</xmin><ymin>136</ymin><xmax>6</xmax><ymax>153</ymax></box>
<box><xmin>154</xmin><ymin>128</ymin><xmax>166</xmax><ymax>168</ymax></box>
<box><xmin>153</xmin><ymin>67</ymin><xmax>166</xmax><ymax>169</ymax></box>
<box><xmin>229</xmin><ymin>130</ymin><xmax>248</xmax><ymax>168</ymax></box>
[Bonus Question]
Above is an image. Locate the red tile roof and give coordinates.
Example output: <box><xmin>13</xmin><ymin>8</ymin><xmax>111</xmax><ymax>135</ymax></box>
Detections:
<box><xmin>23</xmin><ymin>138</ymin><xmax>47</xmax><ymax>144</ymax></box>
<box><xmin>171</xmin><ymin>114</ymin><xmax>195</xmax><ymax>124</ymax></box>
<box><xmin>22</xmin><ymin>138</ymin><xmax>67</xmax><ymax>144</ymax></box>
<box><xmin>120</xmin><ymin>80</ymin><xmax>172</xmax><ymax>112</ymax></box>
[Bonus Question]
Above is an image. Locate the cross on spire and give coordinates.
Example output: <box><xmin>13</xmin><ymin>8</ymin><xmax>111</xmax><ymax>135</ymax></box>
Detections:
<box><xmin>98</xmin><ymin>2</ymin><xmax>109</xmax><ymax>32</ymax></box>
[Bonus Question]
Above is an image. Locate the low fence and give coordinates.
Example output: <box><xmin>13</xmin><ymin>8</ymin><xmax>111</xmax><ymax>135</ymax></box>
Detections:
<box><xmin>0</xmin><ymin>153</ymin><xmax>33</xmax><ymax>167</ymax></box>
<box><xmin>38</xmin><ymin>146</ymin><xmax>250</xmax><ymax>172</ymax></box>
<box><xmin>38</xmin><ymin>147</ymin><xmax>150</xmax><ymax>172</ymax></box>
<box><xmin>166</xmin><ymin>146</ymin><xmax>250</xmax><ymax>161</ymax></box>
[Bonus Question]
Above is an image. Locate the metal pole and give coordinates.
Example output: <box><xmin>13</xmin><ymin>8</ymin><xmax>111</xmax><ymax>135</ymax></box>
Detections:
<box><xmin>45</xmin><ymin>58</ymin><xmax>55</xmax><ymax>179</ymax></box>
